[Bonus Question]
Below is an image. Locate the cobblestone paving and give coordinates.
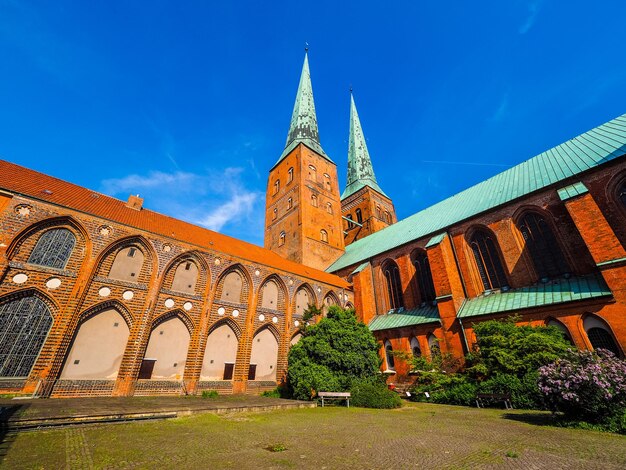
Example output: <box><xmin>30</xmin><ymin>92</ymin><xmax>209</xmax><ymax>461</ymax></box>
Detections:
<box><xmin>2</xmin><ymin>403</ymin><xmax>625</xmax><ymax>469</ymax></box>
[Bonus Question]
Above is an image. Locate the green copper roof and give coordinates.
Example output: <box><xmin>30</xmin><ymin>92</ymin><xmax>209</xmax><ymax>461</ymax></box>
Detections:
<box><xmin>425</xmin><ymin>232</ymin><xmax>447</xmax><ymax>248</ymax></box>
<box><xmin>275</xmin><ymin>53</ymin><xmax>330</xmax><ymax>166</ymax></box>
<box><xmin>328</xmin><ymin>114</ymin><xmax>626</xmax><ymax>273</ymax></box>
<box><xmin>341</xmin><ymin>94</ymin><xmax>388</xmax><ymax>200</ymax></box>
<box><xmin>369</xmin><ymin>305</ymin><xmax>441</xmax><ymax>332</ymax></box>
<box><xmin>557</xmin><ymin>181</ymin><xmax>589</xmax><ymax>201</ymax></box>
<box><xmin>457</xmin><ymin>273</ymin><xmax>611</xmax><ymax>319</ymax></box>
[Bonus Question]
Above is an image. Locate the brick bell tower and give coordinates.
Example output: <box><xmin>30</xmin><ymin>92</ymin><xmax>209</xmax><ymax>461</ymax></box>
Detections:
<box><xmin>264</xmin><ymin>52</ymin><xmax>345</xmax><ymax>270</ymax></box>
<box><xmin>341</xmin><ymin>92</ymin><xmax>396</xmax><ymax>245</ymax></box>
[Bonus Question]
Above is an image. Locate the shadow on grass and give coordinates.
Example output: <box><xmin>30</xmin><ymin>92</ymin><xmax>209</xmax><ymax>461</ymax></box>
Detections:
<box><xmin>501</xmin><ymin>411</ymin><xmax>558</xmax><ymax>427</ymax></box>
<box><xmin>0</xmin><ymin>403</ymin><xmax>28</xmax><ymax>462</ymax></box>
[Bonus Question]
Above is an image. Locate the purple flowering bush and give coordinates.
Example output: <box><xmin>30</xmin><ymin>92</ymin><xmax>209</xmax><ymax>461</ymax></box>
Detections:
<box><xmin>538</xmin><ymin>349</ymin><xmax>626</xmax><ymax>433</ymax></box>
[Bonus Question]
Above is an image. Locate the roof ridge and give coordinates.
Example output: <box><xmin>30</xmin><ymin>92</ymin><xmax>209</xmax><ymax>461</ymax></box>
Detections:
<box><xmin>0</xmin><ymin>159</ymin><xmax>348</xmax><ymax>287</ymax></box>
<box><xmin>328</xmin><ymin>113</ymin><xmax>626</xmax><ymax>273</ymax></box>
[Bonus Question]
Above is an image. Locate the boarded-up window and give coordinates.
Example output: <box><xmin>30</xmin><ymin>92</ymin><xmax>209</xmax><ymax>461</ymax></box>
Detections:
<box><xmin>221</xmin><ymin>272</ymin><xmax>243</xmax><ymax>302</ymax></box>
<box><xmin>261</xmin><ymin>281</ymin><xmax>279</xmax><ymax>309</ymax></box>
<box><xmin>109</xmin><ymin>246</ymin><xmax>145</xmax><ymax>282</ymax></box>
<box><xmin>171</xmin><ymin>261</ymin><xmax>199</xmax><ymax>294</ymax></box>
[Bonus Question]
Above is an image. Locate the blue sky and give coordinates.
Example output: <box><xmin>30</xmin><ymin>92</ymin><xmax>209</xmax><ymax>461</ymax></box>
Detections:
<box><xmin>2</xmin><ymin>1</ymin><xmax>626</xmax><ymax>246</ymax></box>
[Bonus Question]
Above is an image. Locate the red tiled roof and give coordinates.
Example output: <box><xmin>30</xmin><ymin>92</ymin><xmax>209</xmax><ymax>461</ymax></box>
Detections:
<box><xmin>0</xmin><ymin>159</ymin><xmax>349</xmax><ymax>288</ymax></box>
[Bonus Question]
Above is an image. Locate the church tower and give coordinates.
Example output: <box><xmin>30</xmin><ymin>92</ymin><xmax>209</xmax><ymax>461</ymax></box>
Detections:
<box><xmin>264</xmin><ymin>52</ymin><xmax>345</xmax><ymax>270</ymax></box>
<box><xmin>341</xmin><ymin>93</ymin><xmax>396</xmax><ymax>245</ymax></box>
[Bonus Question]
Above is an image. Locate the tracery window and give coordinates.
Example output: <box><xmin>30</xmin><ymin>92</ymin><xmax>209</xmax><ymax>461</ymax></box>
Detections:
<box><xmin>583</xmin><ymin>315</ymin><xmax>621</xmax><ymax>357</ymax></box>
<box><xmin>410</xmin><ymin>337</ymin><xmax>421</xmax><ymax>357</ymax></box>
<box><xmin>413</xmin><ymin>252</ymin><xmax>436</xmax><ymax>304</ymax></box>
<box><xmin>517</xmin><ymin>212</ymin><xmax>569</xmax><ymax>280</ymax></box>
<box><xmin>0</xmin><ymin>296</ymin><xmax>53</xmax><ymax>377</ymax></box>
<box><xmin>382</xmin><ymin>260</ymin><xmax>404</xmax><ymax>310</ymax></box>
<box><xmin>28</xmin><ymin>228</ymin><xmax>76</xmax><ymax>269</ymax></box>
<box><xmin>384</xmin><ymin>340</ymin><xmax>395</xmax><ymax>371</ymax></box>
<box><xmin>469</xmin><ymin>229</ymin><xmax>508</xmax><ymax>291</ymax></box>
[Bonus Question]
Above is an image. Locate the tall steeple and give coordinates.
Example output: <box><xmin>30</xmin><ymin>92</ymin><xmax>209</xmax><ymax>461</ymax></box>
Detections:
<box><xmin>341</xmin><ymin>93</ymin><xmax>387</xmax><ymax>199</ymax></box>
<box><xmin>276</xmin><ymin>52</ymin><xmax>330</xmax><ymax>164</ymax></box>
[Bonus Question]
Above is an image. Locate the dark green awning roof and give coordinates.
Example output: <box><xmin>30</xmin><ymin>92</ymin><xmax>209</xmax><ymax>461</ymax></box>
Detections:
<box><xmin>457</xmin><ymin>273</ymin><xmax>612</xmax><ymax>319</ymax></box>
<box><xmin>369</xmin><ymin>305</ymin><xmax>440</xmax><ymax>332</ymax></box>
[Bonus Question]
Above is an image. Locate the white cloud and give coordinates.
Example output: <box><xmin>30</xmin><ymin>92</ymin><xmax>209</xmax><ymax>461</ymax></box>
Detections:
<box><xmin>99</xmin><ymin>167</ymin><xmax>264</xmax><ymax>242</ymax></box>
<box><xmin>519</xmin><ymin>1</ymin><xmax>542</xmax><ymax>34</ymax></box>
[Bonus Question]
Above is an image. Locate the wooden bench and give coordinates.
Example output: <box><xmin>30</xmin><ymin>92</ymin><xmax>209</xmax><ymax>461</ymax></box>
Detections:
<box><xmin>318</xmin><ymin>392</ymin><xmax>351</xmax><ymax>407</ymax></box>
<box><xmin>475</xmin><ymin>393</ymin><xmax>513</xmax><ymax>409</ymax></box>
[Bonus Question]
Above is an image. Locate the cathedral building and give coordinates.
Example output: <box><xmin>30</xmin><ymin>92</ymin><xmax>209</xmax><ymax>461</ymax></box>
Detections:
<box><xmin>0</xmin><ymin>52</ymin><xmax>625</xmax><ymax>397</ymax></box>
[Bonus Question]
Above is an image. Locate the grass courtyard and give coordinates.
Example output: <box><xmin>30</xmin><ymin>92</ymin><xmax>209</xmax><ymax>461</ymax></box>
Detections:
<box><xmin>2</xmin><ymin>401</ymin><xmax>626</xmax><ymax>469</ymax></box>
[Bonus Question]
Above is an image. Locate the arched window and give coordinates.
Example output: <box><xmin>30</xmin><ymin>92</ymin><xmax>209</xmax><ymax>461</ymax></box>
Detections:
<box><xmin>0</xmin><ymin>296</ymin><xmax>53</xmax><ymax>377</ymax></box>
<box><xmin>356</xmin><ymin>208</ymin><xmax>363</xmax><ymax>224</ymax></box>
<box><xmin>346</xmin><ymin>214</ymin><xmax>354</xmax><ymax>229</ymax></box>
<box><xmin>311</xmin><ymin>194</ymin><xmax>318</xmax><ymax>207</ymax></box>
<box><xmin>324</xmin><ymin>173</ymin><xmax>331</xmax><ymax>191</ymax></box>
<box><xmin>28</xmin><ymin>228</ymin><xmax>76</xmax><ymax>269</ymax></box>
<box><xmin>517</xmin><ymin>212</ymin><xmax>569</xmax><ymax>280</ymax></box>
<box><xmin>272</xmin><ymin>208</ymin><xmax>277</xmax><ymax>220</ymax></box>
<box><xmin>384</xmin><ymin>211</ymin><xmax>391</xmax><ymax>223</ymax></box>
<box><xmin>273</xmin><ymin>180</ymin><xmax>280</xmax><ymax>195</ymax></box>
<box><xmin>326</xmin><ymin>203</ymin><xmax>333</xmax><ymax>214</ymax></box>
<box><xmin>410</xmin><ymin>337</ymin><xmax>421</xmax><ymax>357</ymax></box>
<box><xmin>287</xmin><ymin>167</ymin><xmax>294</xmax><ymax>184</ymax></box>
<box><xmin>320</xmin><ymin>229</ymin><xmax>328</xmax><ymax>243</ymax></box>
<box><xmin>287</xmin><ymin>198</ymin><xmax>293</xmax><ymax>210</ymax></box>
<box><xmin>384</xmin><ymin>340</ymin><xmax>395</xmax><ymax>371</ymax></box>
<box><xmin>584</xmin><ymin>315</ymin><xmax>621</xmax><ymax>356</ymax></box>
<box><xmin>469</xmin><ymin>229</ymin><xmax>508</xmax><ymax>291</ymax></box>
<box><xmin>382</xmin><ymin>260</ymin><xmax>404</xmax><ymax>310</ymax></box>
<box><xmin>546</xmin><ymin>319</ymin><xmax>574</xmax><ymax>345</ymax></box>
<box><xmin>308</xmin><ymin>165</ymin><xmax>317</xmax><ymax>182</ymax></box>
<box><xmin>278</xmin><ymin>231</ymin><xmax>286</xmax><ymax>246</ymax></box>
<box><xmin>428</xmin><ymin>334</ymin><xmax>440</xmax><ymax>359</ymax></box>
<box><xmin>413</xmin><ymin>252</ymin><xmax>436</xmax><ymax>304</ymax></box>
<box><xmin>376</xmin><ymin>205</ymin><xmax>382</xmax><ymax>219</ymax></box>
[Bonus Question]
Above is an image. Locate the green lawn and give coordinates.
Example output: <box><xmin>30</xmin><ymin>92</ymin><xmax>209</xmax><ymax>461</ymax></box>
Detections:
<box><xmin>2</xmin><ymin>402</ymin><xmax>625</xmax><ymax>469</ymax></box>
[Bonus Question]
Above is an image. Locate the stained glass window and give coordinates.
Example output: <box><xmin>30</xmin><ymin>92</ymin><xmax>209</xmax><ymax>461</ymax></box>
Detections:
<box><xmin>28</xmin><ymin>229</ymin><xmax>76</xmax><ymax>269</ymax></box>
<box><xmin>0</xmin><ymin>296</ymin><xmax>53</xmax><ymax>377</ymax></box>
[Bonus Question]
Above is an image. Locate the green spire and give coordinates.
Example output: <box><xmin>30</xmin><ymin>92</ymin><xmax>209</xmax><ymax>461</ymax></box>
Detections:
<box><xmin>275</xmin><ymin>52</ymin><xmax>331</xmax><ymax>165</ymax></box>
<box><xmin>341</xmin><ymin>93</ymin><xmax>388</xmax><ymax>199</ymax></box>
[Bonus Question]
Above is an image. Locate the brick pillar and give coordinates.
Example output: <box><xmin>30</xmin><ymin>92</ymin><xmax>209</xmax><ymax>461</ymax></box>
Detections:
<box><xmin>182</xmin><ymin>278</ymin><xmax>215</xmax><ymax>396</ymax></box>
<box><xmin>232</xmin><ymin>291</ymin><xmax>258</xmax><ymax>394</ymax></box>
<box><xmin>562</xmin><ymin>188</ymin><xmax>626</xmax><ymax>351</ymax></box>
<box><xmin>426</xmin><ymin>234</ymin><xmax>467</xmax><ymax>360</ymax></box>
<box><xmin>352</xmin><ymin>263</ymin><xmax>377</xmax><ymax>325</ymax></box>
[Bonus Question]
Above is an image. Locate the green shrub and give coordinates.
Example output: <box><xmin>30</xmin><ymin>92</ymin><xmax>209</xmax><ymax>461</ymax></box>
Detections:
<box><xmin>261</xmin><ymin>385</ymin><xmax>291</xmax><ymax>399</ymax></box>
<box><xmin>287</xmin><ymin>306</ymin><xmax>380</xmax><ymax>400</ymax></box>
<box><xmin>201</xmin><ymin>390</ymin><xmax>219</xmax><ymax>399</ymax></box>
<box><xmin>350</xmin><ymin>377</ymin><xmax>402</xmax><ymax>409</ymax></box>
<box><xmin>478</xmin><ymin>372</ymin><xmax>542</xmax><ymax>409</ymax></box>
